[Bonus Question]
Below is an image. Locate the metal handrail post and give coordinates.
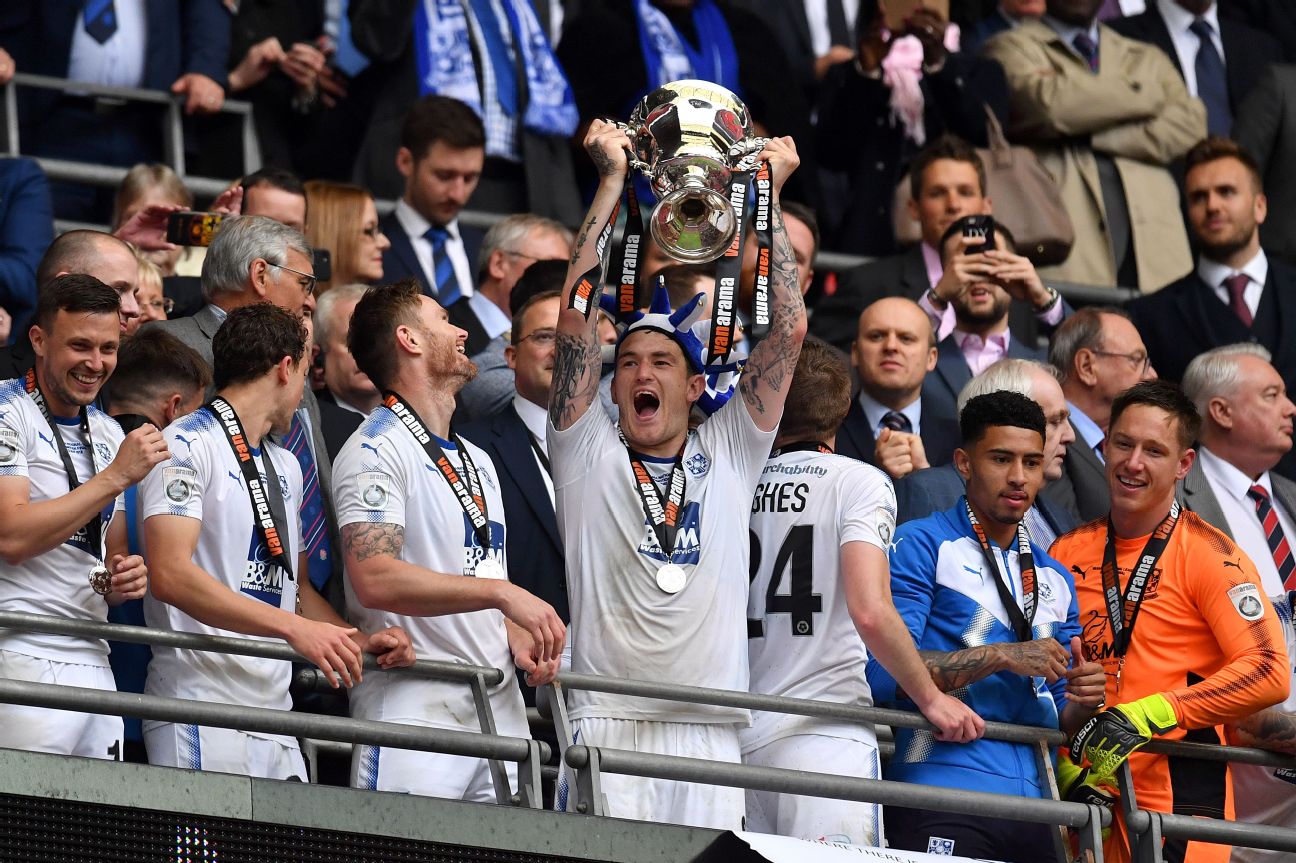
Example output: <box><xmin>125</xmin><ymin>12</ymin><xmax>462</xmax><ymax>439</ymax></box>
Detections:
<box><xmin>517</xmin><ymin>739</ymin><xmax>545</xmax><ymax>809</ymax></box>
<box><xmin>241</xmin><ymin>108</ymin><xmax>262</xmax><ymax>174</ymax></box>
<box><xmin>470</xmin><ymin>670</ymin><xmax>516</xmax><ymax>806</ymax></box>
<box><xmin>2</xmin><ymin>79</ymin><xmax>17</xmax><ymax>157</ymax></box>
<box><xmin>1035</xmin><ymin>740</ymin><xmax>1071</xmax><ymax>863</ymax></box>
<box><xmin>164</xmin><ymin>98</ymin><xmax>186</xmax><ymax>177</ymax></box>
<box><xmin>1076</xmin><ymin>804</ymin><xmax>1106</xmax><ymax>863</ymax></box>
<box><xmin>573</xmin><ymin>745</ymin><xmax>605</xmax><ymax>816</ymax></box>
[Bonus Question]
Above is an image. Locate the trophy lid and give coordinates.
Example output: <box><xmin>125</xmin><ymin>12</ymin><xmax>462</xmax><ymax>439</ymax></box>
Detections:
<box><xmin>628</xmin><ymin>79</ymin><xmax>752</xmax><ymax>168</ymax></box>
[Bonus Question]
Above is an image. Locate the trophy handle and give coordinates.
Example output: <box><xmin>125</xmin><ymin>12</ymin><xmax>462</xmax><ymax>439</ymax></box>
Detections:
<box><xmin>605</xmin><ymin>119</ymin><xmax>653</xmax><ymax>174</ymax></box>
<box><xmin>729</xmin><ymin>136</ymin><xmax>771</xmax><ymax>173</ymax></box>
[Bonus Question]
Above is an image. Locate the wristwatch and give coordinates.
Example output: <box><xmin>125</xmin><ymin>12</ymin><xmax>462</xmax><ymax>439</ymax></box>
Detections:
<box><xmin>925</xmin><ymin>287</ymin><xmax>948</xmax><ymax>310</ymax></box>
<box><xmin>1034</xmin><ymin>285</ymin><xmax>1061</xmax><ymax>314</ymax></box>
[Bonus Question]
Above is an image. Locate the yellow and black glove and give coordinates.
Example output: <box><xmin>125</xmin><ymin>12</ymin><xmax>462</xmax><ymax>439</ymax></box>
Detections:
<box><xmin>1069</xmin><ymin>692</ymin><xmax>1177</xmax><ymax>782</ymax></box>
<box><xmin>1057</xmin><ymin>757</ymin><xmax>1117</xmax><ymax>808</ymax></box>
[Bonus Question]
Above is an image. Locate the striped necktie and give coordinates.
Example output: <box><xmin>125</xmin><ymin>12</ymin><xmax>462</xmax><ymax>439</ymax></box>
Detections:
<box><xmin>424</xmin><ymin>225</ymin><xmax>462</xmax><ymax>304</ymax></box>
<box><xmin>1248</xmin><ymin>484</ymin><xmax>1296</xmax><ymax>590</ymax></box>
<box><xmin>285</xmin><ymin>413</ymin><xmax>332</xmax><ymax>591</ymax></box>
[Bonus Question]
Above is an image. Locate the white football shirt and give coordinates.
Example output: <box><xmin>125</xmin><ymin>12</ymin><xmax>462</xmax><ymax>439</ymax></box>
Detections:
<box><xmin>0</xmin><ymin>377</ymin><xmax>124</xmax><ymax>665</ymax></box>
<box><xmin>743</xmin><ymin>449</ymin><xmax>896</xmax><ymax>752</ymax></box>
<box><xmin>550</xmin><ymin>392</ymin><xmax>775</xmax><ymax>724</ymax></box>
<box><xmin>334</xmin><ymin>407</ymin><xmax>522</xmax><ymax>730</ymax></box>
<box><xmin>139</xmin><ymin>407</ymin><xmax>303</xmax><ymax>728</ymax></box>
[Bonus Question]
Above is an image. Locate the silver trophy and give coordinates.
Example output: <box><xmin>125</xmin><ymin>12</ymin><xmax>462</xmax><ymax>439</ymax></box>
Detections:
<box><xmin>623</xmin><ymin>80</ymin><xmax>768</xmax><ymax>263</ymax></box>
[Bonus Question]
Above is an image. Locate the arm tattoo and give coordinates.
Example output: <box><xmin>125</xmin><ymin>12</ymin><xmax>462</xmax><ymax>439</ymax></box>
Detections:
<box><xmin>342</xmin><ymin>522</ymin><xmax>405</xmax><ymax>563</ymax></box>
<box><xmin>740</xmin><ymin>200</ymin><xmax>806</xmax><ymax>415</ymax></box>
<box><xmin>589</xmin><ymin>147</ymin><xmax>618</xmax><ymax>179</ymax></box>
<box><xmin>570</xmin><ymin>215</ymin><xmax>599</xmax><ymax>268</ymax></box>
<box><xmin>1234</xmin><ymin>708</ymin><xmax>1296</xmax><ymax>755</ymax></box>
<box><xmin>917</xmin><ymin>646</ymin><xmax>1003</xmax><ymax>694</ymax></box>
<box><xmin>549</xmin><ymin>332</ymin><xmax>602</xmax><ymax>429</ymax></box>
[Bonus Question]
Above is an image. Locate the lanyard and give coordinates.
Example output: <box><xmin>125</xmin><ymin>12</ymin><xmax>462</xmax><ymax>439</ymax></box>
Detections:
<box><xmin>383</xmin><ymin>391</ymin><xmax>492</xmax><ymax>551</ymax></box>
<box><xmin>24</xmin><ymin>368</ymin><xmax>103</xmax><ymax>561</ymax></box>
<box><xmin>710</xmin><ymin>168</ymin><xmax>753</xmax><ymax>363</ymax></box>
<box><xmin>772</xmin><ymin>440</ymin><xmax>833</xmax><ymax>457</ymax></box>
<box><xmin>618</xmin><ymin>426</ymin><xmax>688</xmax><ymax>562</ymax></box>
<box><xmin>527</xmin><ymin>431</ymin><xmax>551</xmax><ymax>478</ymax></box>
<box><xmin>1102</xmin><ymin>501</ymin><xmax>1180</xmax><ymax>660</ymax></box>
<box><xmin>749</xmin><ymin>160</ymin><xmax>773</xmax><ymax>339</ymax></box>
<box><xmin>965</xmin><ymin>499</ymin><xmax>1038</xmax><ymax>642</ymax></box>
<box><xmin>205</xmin><ymin>397</ymin><xmax>295</xmax><ymax>581</ymax></box>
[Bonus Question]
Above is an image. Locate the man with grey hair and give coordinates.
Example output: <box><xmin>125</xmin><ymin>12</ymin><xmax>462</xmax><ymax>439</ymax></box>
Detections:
<box><xmin>149</xmin><ymin>215</ymin><xmax>342</xmax><ymax>605</ymax></box>
<box><xmin>1179</xmin><ymin>343</ymin><xmax>1296</xmax><ymax>596</ymax></box>
<box><xmin>897</xmin><ymin>358</ymin><xmax>1078</xmax><ymax>546</ymax></box>
<box><xmin>1048</xmin><ymin>306</ymin><xmax>1156</xmax><ymax>523</ymax></box>
<box><xmin>448</xmin><ymin>213</ymin><xmax>573</xmax><ymax>357</ymax></box>
<box><xmin>313</xmin><ymin>284</ymin><xmax>373</xmax><ymax>460</ymax></box>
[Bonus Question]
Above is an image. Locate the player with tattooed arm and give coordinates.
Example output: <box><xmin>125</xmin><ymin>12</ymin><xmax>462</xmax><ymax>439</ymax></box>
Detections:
<box><xmin>548</xmin><ymin>121</ymin><xmax>806</xmax><ymax>829</ymax></box>
<box><xmin>334</xmin><ymin>280</ymin><xmax>565</xmax><ymax>801</ymax></box>
<box><xmin>867</xmin><ymin>391</ymin><xmax>1105</xmax><ymax>861</ymax></box>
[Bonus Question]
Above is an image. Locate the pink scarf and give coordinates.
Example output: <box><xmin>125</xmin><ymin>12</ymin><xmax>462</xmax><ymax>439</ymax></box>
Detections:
<box><xmin>881</xmin><ymin>23</ymin><xmax>962</xmax><ymax>146</ymax></box>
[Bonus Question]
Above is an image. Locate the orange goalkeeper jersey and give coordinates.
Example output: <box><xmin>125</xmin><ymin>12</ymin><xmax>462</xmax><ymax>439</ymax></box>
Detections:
<box><xmin>1051</xmin><ymin>511</ymin><xmax>1289</xmax><ymax>863</ymax></box>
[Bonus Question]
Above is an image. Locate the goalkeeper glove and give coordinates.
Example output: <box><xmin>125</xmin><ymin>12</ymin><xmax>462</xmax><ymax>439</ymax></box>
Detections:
<box><xmin>1057</xmin><ymin>756</ymin><xmax>1117</xmax><ymax>808</ymax></box>
<box><xmin>1069</xmin><ymin>692</ymin><xmax>1177</xmax><ymax>782</ymax></box>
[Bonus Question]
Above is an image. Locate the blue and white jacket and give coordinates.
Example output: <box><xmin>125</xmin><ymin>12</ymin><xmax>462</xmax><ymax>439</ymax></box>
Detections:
<box><xmin>866</xmin><ymin>500</ymin><xmax>1081</xmax><ymax>798</ymax></box>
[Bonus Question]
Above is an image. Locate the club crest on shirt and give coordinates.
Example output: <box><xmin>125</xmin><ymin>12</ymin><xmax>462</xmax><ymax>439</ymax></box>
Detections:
<box><xmin>927</xmin><ymin>836</ymin><xmax>955</xmax><ymax>855</ymax></box>
<box><xmin>93</xmin><ymin>441</ymin><xmax>112</xmax><ymax>468</ymax></box>
<box><xmin>163</xmin><ymin>466</ymin><xmax>198</xmax><ymax>505</ymax></box>
<box><xmin>874</xmin><ymin>505</ymin><xmax>895</xmax><ymax>546</ymax></box>
<box><xmin>462</xmin><ymin>515</ymin><xmax>506</xmax><ymax>575</ymax></box>
<box><xmin>0</xmin><ymin>428</ymin><xmax>18</xmax><ymax>465</ymax></box>
<box><xmin>1229</xmin><ymin>582</ymin><xmax>1266</xmax><ymax>622</ymax></box>
<box><xmin>638</xmin><ymin>501</ymin><xmax>702</xmax><ymax>564</ymax></box>
<box><xmin>684</xmin><ymin>452</ymin><xmax>711</xmax><ymax>478</ymax></box>
<box><xmin>243</xmin><ymin>531</ymin><xmax>285</xmax><ymax>606</ymax></box>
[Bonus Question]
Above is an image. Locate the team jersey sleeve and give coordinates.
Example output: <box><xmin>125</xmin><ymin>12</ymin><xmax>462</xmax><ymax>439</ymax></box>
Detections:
<box><xmin>1166</xmin><ymin>523</ymin><xmax>1290</xmax><ymax>729</ymax></box>
<box><xmin>139</xmin><ymin>426</ymin><xmax>211</xmax><ymax>521</ymax></box>
<box><xmin>0</xmin><ymin>396</ymin><xmax>31</xmax><ymax>478</ymax></box>
<box><xmin>697</xmin><ymin>388</ymin><xmax>778</xmax><ymax>490</ymax></box>
<box><xmin>839</xmin><ymin>463</ymin><xmax>897</xmax><ymax>552</ymax></box>
<box><xmin>866</xmin><ymin>522</ymin><xmax>939</xmax><ymax>705</ymax></box>
<box><xmin>1038</xmin><ymin>550</ymin><xmax>1083</xmax><ymax>712</ymax></box>
<box><xmin>548</xmin><ymin>392</ymin><xmax>620</xmax><ymax>488</ymax></box>
<box><xmin>333</xmin><ymin>431</ymin><xmax>409</xmax><ymax>530</ymax></box>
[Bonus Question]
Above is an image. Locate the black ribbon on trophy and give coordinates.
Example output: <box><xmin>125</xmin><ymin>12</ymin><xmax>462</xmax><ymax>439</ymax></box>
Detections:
<box><xmin>565</xmin><ymin>80</ymin><xmax>774</xmax><ymax>364</ymax></box>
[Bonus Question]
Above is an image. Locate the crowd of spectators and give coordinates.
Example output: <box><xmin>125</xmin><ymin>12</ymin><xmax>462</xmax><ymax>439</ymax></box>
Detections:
<box><xmin>0</xmin><ymin>0</ymin><xmax>1295</xmax><ymax>861</ymax></box>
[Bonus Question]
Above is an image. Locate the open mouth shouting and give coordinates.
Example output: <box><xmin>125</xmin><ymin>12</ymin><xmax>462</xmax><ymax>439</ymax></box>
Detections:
<box><xmin>633</xmin><ymin>389</ymin><xmax>661</xmax><ymax>422</ymax></box>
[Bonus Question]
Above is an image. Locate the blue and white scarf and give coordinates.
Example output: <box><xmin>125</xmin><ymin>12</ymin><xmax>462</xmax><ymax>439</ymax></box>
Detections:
<box><xmin>414</xmin><ymin>0</ymin><xmax>578</xmax><ymax>138</ymax></box>
<box><xmin>633</xmin><ymin>0</ymin><xmax>741</xmax><ymax>96</ymax></box>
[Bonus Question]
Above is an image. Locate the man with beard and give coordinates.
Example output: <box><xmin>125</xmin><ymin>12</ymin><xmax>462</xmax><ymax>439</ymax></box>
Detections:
<box><xmin>921</xmin><ymin>219</ymin><xmax>1053</xmax><ymax>421</ymax></box>
<box><xmin>334</xmin><ymin>280</ymin><xmax>564</xmax><ymax>801</ymax></box>
<box><xmin>1127</xmin><ymin>139</ymin><xmax>1296</xmax><ymax>482</ymax></box>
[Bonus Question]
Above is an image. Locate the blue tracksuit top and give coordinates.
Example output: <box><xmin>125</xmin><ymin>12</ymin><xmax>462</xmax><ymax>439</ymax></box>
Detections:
<box><xmin>866</xmin><ymin>500</ymin><xmax>1081</xmax><ymax>798</ymax></box>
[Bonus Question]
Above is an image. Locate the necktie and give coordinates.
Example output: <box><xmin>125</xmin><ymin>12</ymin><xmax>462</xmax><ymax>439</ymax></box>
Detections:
<box><xmin>285</xmin><ymin>413</ymin><xmax>332</xmax><ymax>592</ymax></box>
<box><xmin>1189</xmin><ymin>19</ymin><xmax>1232</xmax><ymax>136</ymax></box>
<box><xmin>1224</xmin><ymin>273</ymin><xmax>1252</xmax><ymax>327</ymax></box>
<box><xmin>424</xmin><ymin>225</ymin><xmax>463</xmax><ymax>305</ymax></box>
<box><xmin>1097</xmin><ymin>0</ymin><xmax>1124</xmax><ymax>21</ymax></box>
<box><xmin>1248</xmin><ymin>484</ymin><xmax>1296</xmax><ymax>590</ymax></box>
<box><xmin>83</xmin><ymin>0</ymin><xmax>118</xmax><ymax>43</ymax></box>
<box><xmin>1095</xmin><ymin>436</ymin><xmax>1105</xmax><ymax>462</ymax></box>
<box><xmin>468</xmin><ymin>0</ymin><xmax>519</xmax><ymax>116</ymax></box>
<box><xmin>826</xmin><ymin>0</ymin><xmax>852</xmax><ymax>47</ymax></box>
<box><xmin>881</xmin><ymin>411</ymin><xmax>913</xmax><ymax>434</ymax></box>
<box><xmin>1072</xmin><ymin>33</ymin><xmax>1099</xmax><ymax>73</ymax></box>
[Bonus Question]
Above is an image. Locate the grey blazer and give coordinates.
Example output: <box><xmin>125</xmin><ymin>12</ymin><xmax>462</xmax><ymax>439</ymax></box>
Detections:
<box><xmin>1048</xmin><ymin>419</ymin><xmax>1110</xmax><ymax>524</ymax></box>
<box><xmin>1177</xmin><ymin>454</ymin><xmax>1296</xmax><ymax>542</ymax></box>
<box><xmin>146</xmin><ymin>305</ymin><xmax>344</xmax><ymax>607</ymax></box>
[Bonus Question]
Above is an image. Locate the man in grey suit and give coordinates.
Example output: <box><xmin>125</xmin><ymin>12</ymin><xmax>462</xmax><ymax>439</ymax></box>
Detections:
<box><xmin>149</xmin><ymin>216</ymin><xmax>344</xmax><ymax>606</ymax></box>
<box><xmin>897</xmin><ymin>358</ymin><xmax>1078</xmax><ymax>548</ymax></box>
<box><xmin>1180</xmin><ymin>344</ymin><xmax>1296</xmax><ymax>596</ymax></box>
<box><xmin>1047</xmin><ymin>307</ymin><xmax>1156</xmax><ymax>523</ymax></box>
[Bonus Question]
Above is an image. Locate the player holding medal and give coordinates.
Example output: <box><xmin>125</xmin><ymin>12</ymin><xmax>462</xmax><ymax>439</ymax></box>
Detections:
<box><xmin>548</xmin><ymin>121</ymin><xmax>807</xmax><ymax>829</ymax></box>
<box><xmin>0</xmin><ymin>275</ymin><xmax>167</xmax><ymax>759</ymax></box>
<box><xmin>335</xmin><ymin>280</ymin><xmax>564</xmax><ymax>801</ymax></box>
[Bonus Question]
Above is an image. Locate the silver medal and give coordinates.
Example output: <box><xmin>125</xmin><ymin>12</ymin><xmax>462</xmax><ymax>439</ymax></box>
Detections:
<box><xmin>88</xmin><ymin>563</ymin><xmax>113</xmax><ymax>596</ymax></box>
<box><xmin>655</xmin><ymin>563</ymin><xmax>687</xmax><ymax>594</ymax></box>
<box><xmin>474</xmin><ymin>558</ymin><xmax>506</xmax><ymax>580</ymax></box>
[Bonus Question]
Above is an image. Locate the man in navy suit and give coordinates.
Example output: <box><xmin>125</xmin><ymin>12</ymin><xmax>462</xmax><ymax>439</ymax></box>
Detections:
<box><xmin>0</xmin><ymin>158</ymin><xmax>54</xmax><ymax>342</ymax></box>
<box><xmin>897</xmin><ymin>358</ymin><xmax>1078</xmax><ymax>547</ymax></box>
<box><xmin>458</xmin><ymin>288</ymin><xmax>567</xmax><ymax>632</ymax></box>
<box><xmin>921</xmin><ymin>221</ymin><xmax>1064</xmax><ymax>422</ymax></box>
<box><xmin>1129</xmin><ymin>137</ymin><xmax>1296</xmax><ymax>481</ymax></box>
<box><xmin>0</xmin><ymin>0</ymin><xmax>230</xmax><ymax>221</ymax></box>
<box><xmin>839</xmin><ymin>297</ymin><xmax>959</xmax><ymax>480</ymax></box>
<box><xmin>379</xmin><ymin>96</ymin><xmax>487</xmax><ymax>305</ymax></box>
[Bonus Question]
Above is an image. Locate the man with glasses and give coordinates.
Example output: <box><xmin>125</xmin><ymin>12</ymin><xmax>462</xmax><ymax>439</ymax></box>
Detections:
<box><xmin>149</xmin><ymin>216</ymin><xmax>344</xmax><ymax>606</ymax></box>
<box><xmin>1047</xmin><ymin>307</ymin><xmax>1157</xmax><ymax>522</ymax></box>
<box><xmin>460</xmin><ymin>289</ymin><xmax>570</xmax><ymax>701</ymax></box>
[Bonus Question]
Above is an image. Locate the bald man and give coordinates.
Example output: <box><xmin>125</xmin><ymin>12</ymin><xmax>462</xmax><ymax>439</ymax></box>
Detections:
<box><xmin>838</xmin><ymin>297</ymin><xmax>960</xmax><ymax>479</ymax></box>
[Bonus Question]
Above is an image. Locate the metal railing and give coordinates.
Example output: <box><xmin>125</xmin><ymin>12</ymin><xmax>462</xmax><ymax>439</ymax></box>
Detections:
<box><xmin>2</xmin><ymin>72</ymin><xmax>260</xmax><ymax>197</ymax></box>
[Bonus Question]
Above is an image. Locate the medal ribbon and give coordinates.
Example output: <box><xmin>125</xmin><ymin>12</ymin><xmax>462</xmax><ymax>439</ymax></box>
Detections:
<box><xmin>24</xmin><ymin>368</ymin><xmax>104</xmax><ymax>562</ymax></box>
<box><xmin>965</xmin><ymin>499</ymin><xmax>1038</xmax><ymax>642</ymax></box>
<box><xmin>610</xmin><ymin>181</ymin><xmax>644</xmax><ymax>320</ymax></box>
<box><xmin>618</xmin><ymin>426</ymin><xmax>688</xmax><ymax>562</ymax></box>
<box><xmin>710</xmin><ymin>168</ymin><xmax>752</xmax><ymax>363</ymax></box>
<box><xmin>205</xmin><ymin>397</ymin><xmax>295</xmax><ymax>581</ymax></box>
<box><xmin>749</xmin><ymin>161</ymin><xmax>773</xmax><ymax>340</ymax></box>
<box><xmin>1102</xmin><ymin>501</ymin><xmax>1180</xmax><ymax>660</ymax></box>
<box><xmin>382</xmin><ymin>391</ymin><xmax>492</xmax><ymax>553</ymax></box>
<box><xmin>566</xmin><ymin>199</ymin><xmax>621</xmax><ymax>320</ymax></box>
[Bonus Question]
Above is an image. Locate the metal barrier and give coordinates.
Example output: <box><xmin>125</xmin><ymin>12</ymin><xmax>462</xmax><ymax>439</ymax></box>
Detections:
<box><xmin>1</xmin><ymin>609</ymin><xmax>1294</xmax><ymax>862</ymax></box>
<box><xmin>2</xmin><ymin>72</ymin><xmax>261</xmax><ymax>195</ymax></box>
